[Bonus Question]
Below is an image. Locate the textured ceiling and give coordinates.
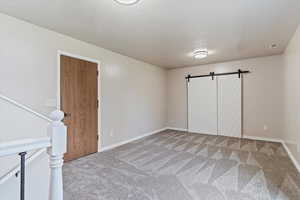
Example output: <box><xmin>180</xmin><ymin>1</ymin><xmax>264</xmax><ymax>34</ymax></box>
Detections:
<box><xmin>0</xmin><ymin>0</ymin><xmax>300</xmax><ymax>68</ymax></box>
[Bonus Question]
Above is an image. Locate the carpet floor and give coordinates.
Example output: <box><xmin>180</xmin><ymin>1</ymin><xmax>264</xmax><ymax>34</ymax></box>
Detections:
<box><xmin>63</xmin><ymin>130</ymin><xmax>300</xmax><ymax>200</ymax></box>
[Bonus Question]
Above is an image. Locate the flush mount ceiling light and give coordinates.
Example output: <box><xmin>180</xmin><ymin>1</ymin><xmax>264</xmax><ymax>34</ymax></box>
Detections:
<box><xmin>193</xmin><ymin>49</ymin><xmax>208</xmax><ymax>59</ymax></box>
<box><xmin>114</xmin><ymin>0</ymin><xmax>140</xmax><ymax>5</ymax></box>
<box><xmin>269</xmin><ymin>43</ymin><xmax>278</xmax><ymax>49</ymax></box>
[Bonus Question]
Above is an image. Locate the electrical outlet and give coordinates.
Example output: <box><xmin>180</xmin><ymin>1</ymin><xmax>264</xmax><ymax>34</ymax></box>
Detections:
<box><xmin>263</xmin><ymin>125</ymin><xmax>268</xmax><ymax>131</ymax></box>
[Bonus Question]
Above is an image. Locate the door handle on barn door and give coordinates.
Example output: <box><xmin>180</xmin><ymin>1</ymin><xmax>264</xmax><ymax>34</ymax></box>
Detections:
<box><xmin>64</xmin><ymin>112</ymin><xmax>71</xmax><ymax>118</ymax></box>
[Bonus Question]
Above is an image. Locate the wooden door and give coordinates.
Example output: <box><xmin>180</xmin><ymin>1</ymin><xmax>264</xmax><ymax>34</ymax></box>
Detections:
<box><xmin>60</xmin><ymin>55</ymin><xmax>98</xmax><ymax>162</ymax></box>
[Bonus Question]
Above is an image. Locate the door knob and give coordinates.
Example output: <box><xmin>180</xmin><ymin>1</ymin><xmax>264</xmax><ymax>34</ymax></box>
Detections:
<box><xmin>64</xmin><ymin>113</ymin><xmax>71</xmax><ymax>118</ymax></box>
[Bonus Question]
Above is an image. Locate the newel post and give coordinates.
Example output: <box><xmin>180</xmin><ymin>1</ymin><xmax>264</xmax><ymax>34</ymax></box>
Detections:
<box><xmin>47</xmin><ymin>110</ymin><xmax>67</xmax><ymax>200</ymax></box>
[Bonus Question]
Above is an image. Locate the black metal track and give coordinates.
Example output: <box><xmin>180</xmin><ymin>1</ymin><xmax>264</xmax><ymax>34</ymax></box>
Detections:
<box><xmin>186</xmin><ymin>69</ymin><xmax>250</xmax><ymax>81</ymax></box>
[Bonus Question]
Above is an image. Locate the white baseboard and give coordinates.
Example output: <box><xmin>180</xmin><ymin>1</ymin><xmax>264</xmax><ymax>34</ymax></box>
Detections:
<box><xmin>99</xmin><ymin>127</ymin><xmax>167</xmax><ymax>152</ymax></box>
<box><xmin>244</xmin><ymin>135</ymin><xmax>300</xmax><ymax>173</ymax></box>
<box><xmin>243</xmin><ymin>135</ymin><xmax>283</xmax><ymax>143</ymax></box>
<box><xmin>282</xmin><ymin>142</ymin><xmax>300</xmax><ymax>173</ymax></box>
<box><xmin>165</xmin><ymin>127</ymin><xmax>188</xmax><ymax>132</ymax></box>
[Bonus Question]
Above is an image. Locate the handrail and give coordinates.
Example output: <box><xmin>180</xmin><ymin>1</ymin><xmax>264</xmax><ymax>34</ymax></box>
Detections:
<box><xmin>0</xmin><ymin>149</ymin><xmax>45</xmax><ymax>185</ymax></box>
<box><xmin>0</xmin><ymin>110</ymin><xmax>66</xmax><ymax>200</ymax></box>
<box><xmin>0</xmin><ymin>137</ymin><xmax>51</xmax><ymax>157</ymax></box>
<box><xmin>0</xmin><ymin>93</ymin><xmax>53</xmax><ymax>122</ymax></box>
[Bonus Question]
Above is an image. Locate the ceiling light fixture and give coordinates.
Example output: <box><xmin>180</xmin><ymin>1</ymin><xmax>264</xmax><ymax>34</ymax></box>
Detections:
<box><xmin>269</xmin><ymin>44</ymin><xmax>278</xmax><ymax>49</ymax></box>
<box><xmin>193</xmin><ymin>49</ymin><xmax>208</xmax><ymax>59</ymax></box>
<box><xmin>114</xmin><ymin>0</ymin><xmax>140</xmax><ymax>5</ymax></box>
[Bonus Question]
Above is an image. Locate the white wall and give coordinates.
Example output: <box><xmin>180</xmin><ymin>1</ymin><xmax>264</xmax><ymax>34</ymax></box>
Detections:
<box><xmin>0</xmin><ymin>13</ymin><xmax>167</xmax><ymax>149</ymax></box>
<box><xmin>283</xmin><ymin>24</ymin><xmax>300</xmax><ymax>164</ymax></box>
<box><xmin>167</xmin><ymin>55</ymin><xmax>284</xmax><ymax>140</ymax></box>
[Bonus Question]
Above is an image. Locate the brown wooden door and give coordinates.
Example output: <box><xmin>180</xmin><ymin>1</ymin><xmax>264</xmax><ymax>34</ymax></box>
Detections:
<box><xmin>60</xmin><ymin>55</ymin><xmax>98</xmax><ymax>162</ymax></box>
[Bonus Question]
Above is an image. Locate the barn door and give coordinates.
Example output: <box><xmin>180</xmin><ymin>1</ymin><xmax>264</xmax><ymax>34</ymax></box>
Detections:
<box><xmin>217</xmin><ymin>75</ymin><xmax>242</xmax><ymax>138</ymax></box>
<box><xmin>187</xmin><ymin>74</ymin><xmax>242</xmax><ymax>138</ymax></box>
<box><xmin>188</xmin><ymin>77</ymin><xmax>218</xmax><ymax>135</ymax></box>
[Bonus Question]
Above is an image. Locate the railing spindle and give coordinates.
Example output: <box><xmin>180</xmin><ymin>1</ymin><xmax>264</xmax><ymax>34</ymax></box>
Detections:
<box><xmin>19</xmin><ymin>152</ymin><xmax>27</xmax><ymax>200</ymax></box>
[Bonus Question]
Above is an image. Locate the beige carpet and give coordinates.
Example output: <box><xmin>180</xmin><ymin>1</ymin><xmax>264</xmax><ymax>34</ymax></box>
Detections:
<box><xmin>63</xmin><ymin>130</ymin><xmax>300</xmax><ymax>200</ymax></box>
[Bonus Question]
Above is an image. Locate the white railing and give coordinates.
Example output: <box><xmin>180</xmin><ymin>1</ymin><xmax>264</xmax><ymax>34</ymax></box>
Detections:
<box><xmin>0</xmin><ymin>149</ymin><xmax>45</xmax><ymax>185</ymax></box>
<box><xmin>0</xmin><ymin>137</ymin><xmax>51</xmax><ymax>157</ymax></box>
<box><xmin>47</xmin><ymin>110</ymin><xmax>67</xmax><ymax>200</ymax></box>
<box><xmin>0</xmin><ymin>93</ymin><xmax>52</xmax><ymax>122</ymax></box>
<box><xmin>0</xmin><ymin>93</ymin><xmax>67</xmax><ymax>200</ymax></box>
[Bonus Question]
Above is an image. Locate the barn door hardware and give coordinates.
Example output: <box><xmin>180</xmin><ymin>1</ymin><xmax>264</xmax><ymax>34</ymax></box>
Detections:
<box><xmin>185</xmin><ymin>69</ymin><xmax>250</xmax><ymax>80</ymax></box>
<box><xmin>238</xmin><ymin>69</ymin><xmax>242</xmax><ymax>78</ymax></box>
<box><xmin>210</xmin><ymin>72</ymin><xmax>215</xmax><ymax>80</ymax></box>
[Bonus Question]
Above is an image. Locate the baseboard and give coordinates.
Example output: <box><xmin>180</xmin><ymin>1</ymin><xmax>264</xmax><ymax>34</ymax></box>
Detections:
<box><xmin>282</xmin><ymin>142</ymin><xmax>300</xmax><ymax>173</ymax></box>
<box><xmin>244</xmin><ymin>135</ymin><xmax>300</xmax><ymax>173</ymax></box>
<box><xmin>165</xmin><ymin>127</ymin><xmax>188</xmax><ymax>132</ymax></box>
<box><xmin>243</xmin><ymin>135</ymin><xmax>283</xmax><ymax>143</ymax></box>
<box><xmin>99</xmin><ymin>127</ymin><xmax>167</xmax><ymax>152</ymax></box>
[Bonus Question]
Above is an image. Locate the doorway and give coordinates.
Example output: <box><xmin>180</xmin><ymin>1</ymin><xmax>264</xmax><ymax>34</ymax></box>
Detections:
<box><xmin>60</xmin><ymin>54</ymin><xmax>99</xmax><ymax>162</ymax></box>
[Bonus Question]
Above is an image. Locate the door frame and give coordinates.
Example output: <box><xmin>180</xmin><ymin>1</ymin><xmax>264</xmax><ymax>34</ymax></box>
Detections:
<box><xmin>57</xmin><ymin>50</ymin><xmax>102</xmax><ymax>151</ymax></box>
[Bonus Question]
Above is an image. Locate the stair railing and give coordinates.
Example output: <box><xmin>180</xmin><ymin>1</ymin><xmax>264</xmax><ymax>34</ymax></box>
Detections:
<box><xmin>0</xmin><ymin>149</ymin><xmax>45</xmax><ymax>185</ymax></box>
<box><xmin>0</xmin><ymin>93</ymin><xmax>67</xmax><ymax>200</ymax></box>
<box><xmin>0</xmin><ymin>110</ymin><xmax>67</xmax><ymax>200</ymax></box>
<box><xmin>0</xmin><ymin>93</ymin><xmax>52</xmax><ymax>122</ymax></box>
